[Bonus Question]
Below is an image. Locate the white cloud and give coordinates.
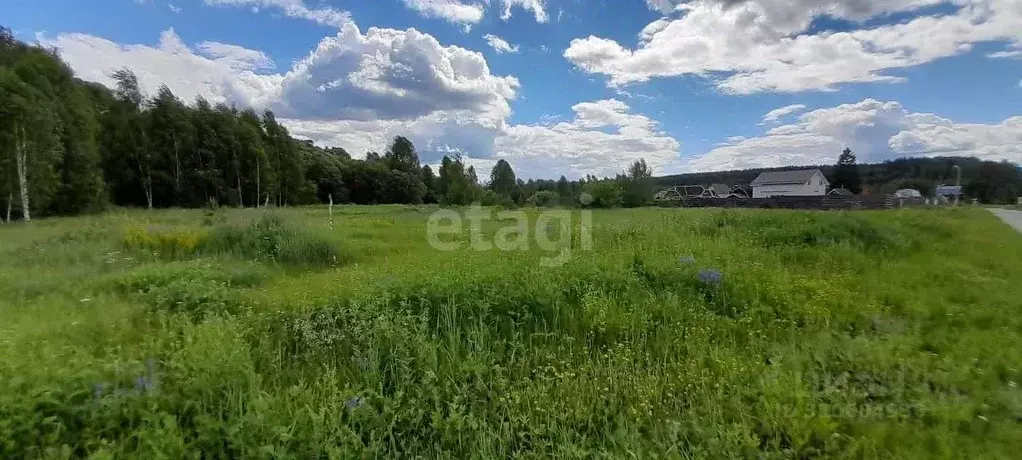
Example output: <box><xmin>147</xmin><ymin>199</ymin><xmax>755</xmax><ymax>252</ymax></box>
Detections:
<box><xmin>43</xmin><ymin>23</ymin><xmax>519</xmax><ymax>125</ymax></box>
<box><xmin>493</xmin><ymin>99</ymin><xmax>682</xmax><ymax>178</ymax></box>
<box><xmin>643</xmin><ymin>0</ymin><xmax>682</xmax><ymax>14</ymax></box>
<box><xmin>402</xmin><ymin>0</ymin><xmax>485</xmax><ymax>26</ymax></box>
<box><xmin>282</xmin><ymin>110</ymin><xmax>502</xmax><ymax>162</ymax></box>
<box><xmin>988</xmin><ymin>43</ymin><xmax>1022</xmax><ymax>58</ymax></box>
<box><xmin>497</xmin><ymin>0</ymin><xmax>548</xmax><ymax>23</ymax></box>
<box><xmin>196</xmin><ymin>41</ymin><xmax>274</xmax><ymax>70</ymax></box>
<box><xmin>168</xmin><ymin>3</ymin><xmax>182</xmax><ymax>13</ymax></box>
<box><xmin>687</xmin><ymin>98</ymin><xmax>1022</xmax><ymax>172</ymax></box>
<box><xmin>761</xmin><ymin>104</ymin><xmax>806</xmax><ymax>123</ymax></box>
<box><xmin>202</xmin><ymin>0</ymin><xmax>351</xmax><ymax>28</ymax></box>
<box><xmin>483</xmin><ymin>34</ymin><xmax>520</xmax><ymax>53</ymax></box>
<box><xmin>889</xmin><ymin>116</ymin><xmax>1022</xmax><ymax>160</ymax></box>
<box><xmin>644</xmin><ymin>0</ymin><xmax>946</xmax><ymax>23</ymax></box>
<box><xmin>39</xmin><ymin>29</ymin><xmax>281</xmax><ymax>107</ymax></box>
<box><xmin>276</xmin><ymin>22</ymin><xmax>520</xmax><ymax>122</ymax></box>
<box><xmin>566</xmin><ymin>0</ymin><xmax>1022</xmax><ymax>93</ymax></box>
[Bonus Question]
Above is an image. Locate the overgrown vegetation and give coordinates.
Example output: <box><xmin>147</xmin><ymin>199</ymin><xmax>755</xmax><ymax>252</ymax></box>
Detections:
<box><xmin>2</xmin><ymin>206</ymin><xmax>1021</xmax><ymax>457</ymax></box>
<box><xmin>122</xmin><ymin>214</ymin><xmax>349</xmax><ymax>267</ymax></box>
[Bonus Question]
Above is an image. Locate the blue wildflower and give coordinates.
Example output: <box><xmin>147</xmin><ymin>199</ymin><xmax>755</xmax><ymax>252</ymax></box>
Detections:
<box><xmin>134</xmin><ymin>376</ymin><xmax>153</xmax><ymax>392</ymax></box>
<box><xmin>345</xmin><ymin>396</ymin><xmax>364</xmax><ymax>410</ymax></box>
<box><xmin>697</xmin><ymin>269</ymin><xmax>723</xmax><ymax>287</ymax></box>
<box><xmin>679</xmin><ymin>255</ymin><xmax>696</xmax><ymax>265</ymax></box>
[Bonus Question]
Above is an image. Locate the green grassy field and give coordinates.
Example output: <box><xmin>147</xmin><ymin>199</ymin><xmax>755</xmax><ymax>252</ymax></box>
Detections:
<box><xmin>2</xmin><ymin>206</ymin><xmax>1021</xmax><ymax>458</ymax></box>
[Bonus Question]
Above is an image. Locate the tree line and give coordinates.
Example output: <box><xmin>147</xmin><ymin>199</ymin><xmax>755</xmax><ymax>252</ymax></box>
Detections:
<box><xmin>1</xmin><ymin>28</ymin><xmax>661</xmax><ymax>221</ymax></box>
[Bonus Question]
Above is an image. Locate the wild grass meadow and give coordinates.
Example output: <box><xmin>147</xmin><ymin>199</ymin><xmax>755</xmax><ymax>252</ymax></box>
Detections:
<box><xmin>1</xmin><ymin>206</ymin><xmax>1021</xmax><ymax>458</ymax></box>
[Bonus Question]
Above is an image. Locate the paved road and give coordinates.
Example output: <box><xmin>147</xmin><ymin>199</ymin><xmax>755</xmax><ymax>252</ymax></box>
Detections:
<box><xmin>990</xmin><ymin>208</ymin><xmax>1022</xmax><ymax>233</ymax></box>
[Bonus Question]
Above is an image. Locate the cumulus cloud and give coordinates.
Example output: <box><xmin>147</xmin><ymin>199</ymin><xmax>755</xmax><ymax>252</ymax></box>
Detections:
<box><xmin>566</xmin><ymin>0</ymin><xmax>1022</xmax><ymax>93</ymax></box>
<box><xmin>889</xmin><ymin>116</ymin><xmax>1022</xmax><ymax>159</ymax></box>
<box><xmin>276</xmin><ymin>22</ymin><xmax>520</xmax><ymax>122</ymax></box>
<box><xmin>687</xmin><ymin>98</ymin><xmax>1022</xmax><ymax>172</ymax></box>
<box><xmin>43</xmin><ymin>22</ymin><xmax>519</xmax><ymax>125</ymax></box>
<box><xmin>761</xmin><ymin>104</ymin><xmax>806</xmax><ymax>123</ymax></box>
<box><xmin>483</xmin><ymin>34</ymin><xmax>520</xmax><ymax>53</ymax></box>
<box><xmin>202</xmin><ymin>0</ymin><xmax>351</xmax><ymax>28</ymax></box>
<box><xmin>402</xmin><ymin>0</ymin><xmax>485</xmax><ymax>26</ymax></box>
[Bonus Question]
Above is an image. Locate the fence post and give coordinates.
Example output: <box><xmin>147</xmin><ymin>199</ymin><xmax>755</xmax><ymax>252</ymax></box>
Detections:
<box><xmin>328</xmin><ymin>194</ymin><xmax>334</xmax><ymax>230</ymax></box>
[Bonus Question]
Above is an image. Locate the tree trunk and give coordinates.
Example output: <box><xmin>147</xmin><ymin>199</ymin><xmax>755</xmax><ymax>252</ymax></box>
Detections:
<box><xmin>146</xmin><ymin>168</ymin><xmax>153</xmax><ymax>209</ymax></box>
<box><xmin>5</xmin><ymin>192</ymin><xmax>11</xmax><ymax>223</ymax></box>
<box><xmin>137</xmin><ymin>157</ymin><xmax>153</xmax><ymax>209</ymax></box>
<box><xmin>172</xmin><ymin>129</ymin><xmax>181</xmax><ymax>206</ymax></box>
<box><xmin>15</xmin><ymin>125</ymin><xmax>30</xmax><ymax>222</ymax></box>
<box><xmin>255</xmin><ymin>160</ymin><xmax>261</xmax><ymax>208</ymax></box>
<box><xmin>233</xmin><ymin>144</ymin><xmax>243</xmax><ymax>207</ymax></box>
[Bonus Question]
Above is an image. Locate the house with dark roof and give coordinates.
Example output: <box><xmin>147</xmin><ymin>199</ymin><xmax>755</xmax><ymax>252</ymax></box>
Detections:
<box><xmin>749</xmin><ymin>169</ymin><xmax>829</xmax><ymax>198</ymax></box>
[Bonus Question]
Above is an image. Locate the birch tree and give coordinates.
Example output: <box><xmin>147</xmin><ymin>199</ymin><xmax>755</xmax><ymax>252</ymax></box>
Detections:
<box><xmin>0</xmin><ymin>68</ymin><xmax>59</xmax><ymax>221</ymax></box>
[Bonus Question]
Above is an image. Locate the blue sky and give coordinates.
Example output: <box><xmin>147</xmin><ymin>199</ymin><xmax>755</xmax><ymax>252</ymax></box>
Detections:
<box><xmin>4</xmin><ymin>0</ymin><xmax>1020</xmax><ymax>178</ymax></box>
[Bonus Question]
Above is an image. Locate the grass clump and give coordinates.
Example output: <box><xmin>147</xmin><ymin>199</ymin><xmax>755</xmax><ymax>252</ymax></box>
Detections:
<box><xmin>122</xmin><ymin>226</ymin><xmax>205</xmax><ymax>259</ymax></box>
<box><xmin>113</xmin><ymin>262</ymin><xmax>267</xmax><ymax>319</ymax></box>
<box><xmin>121</xmin><ymin>214</ymin><xmax>351</xmax><ymax>267</ymax></box>
<box><xmin>199</xmin><ymin>215</ymin><xmax>349</xmax><ymax>266</ymax></box>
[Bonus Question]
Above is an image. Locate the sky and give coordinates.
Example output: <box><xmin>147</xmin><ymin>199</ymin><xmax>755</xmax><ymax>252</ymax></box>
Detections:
<box><xmin>3</xmin><ymin>0</ymin><xmax>1020</xmax><ymax>179</ymax></box>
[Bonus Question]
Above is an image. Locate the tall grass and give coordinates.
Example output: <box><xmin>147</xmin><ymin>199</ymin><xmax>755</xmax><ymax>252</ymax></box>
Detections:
<box><xmin>1</xmin><ymin>206</ymin><xmax>1020</xmax><ymax>457</ymax></box>
<box><xmin>122</xmin><ymin>214</ymin><xmax>352</xmax><ymax>267</ymax></box>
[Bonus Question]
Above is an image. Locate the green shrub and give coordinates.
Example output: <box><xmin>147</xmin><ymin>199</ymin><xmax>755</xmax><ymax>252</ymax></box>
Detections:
<box><xmin>530</xmin><ymin>190</ymin><xmax>561</xmax><ymax>207</ymax></box>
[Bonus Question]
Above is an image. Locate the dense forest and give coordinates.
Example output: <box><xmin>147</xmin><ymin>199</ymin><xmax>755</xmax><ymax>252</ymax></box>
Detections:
<box><xmin>658</xmin><ymin>156</ymin><xmax>1022</xmax><ymax>204</ymax></box>
<box><xmin>1</xmin><ymin>27</ymin><xmax>1019</xmax><ymax>222</ymax></box>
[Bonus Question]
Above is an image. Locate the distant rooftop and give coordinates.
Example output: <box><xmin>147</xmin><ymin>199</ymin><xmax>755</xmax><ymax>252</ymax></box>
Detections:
<box><xmin>935</xmin><ymin>185</ymin><xmax>963</xmax><ymax>196</ymax></box>
<box><xmin>750</xmin><ymin>169</ymin><xmax>824</xmax><ymax>186</ymax></box>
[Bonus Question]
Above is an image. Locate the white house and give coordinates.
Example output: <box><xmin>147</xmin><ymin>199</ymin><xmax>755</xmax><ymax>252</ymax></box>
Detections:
<box><xmin>750</xmin><ymin>169</ymin><xmax>829</xmax><ymax>198</ymax></box>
